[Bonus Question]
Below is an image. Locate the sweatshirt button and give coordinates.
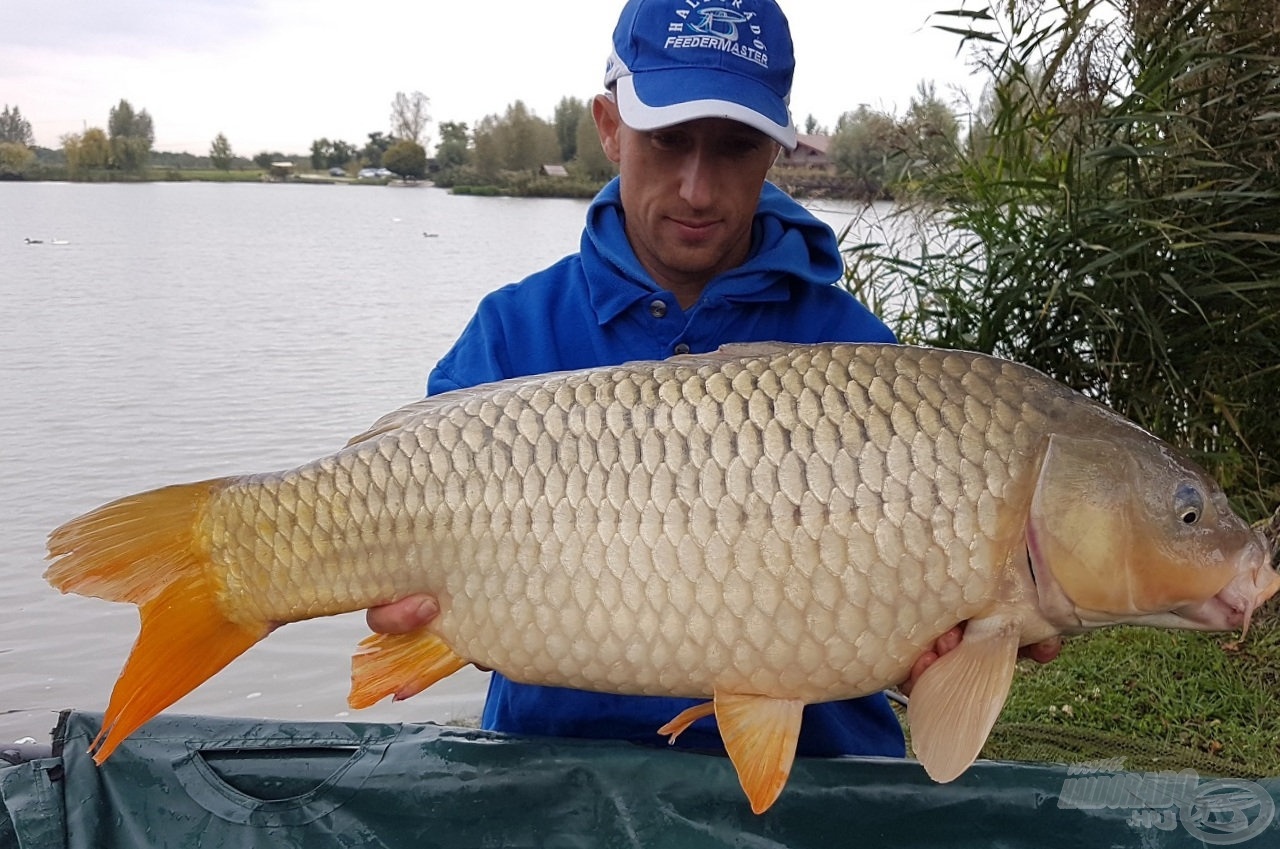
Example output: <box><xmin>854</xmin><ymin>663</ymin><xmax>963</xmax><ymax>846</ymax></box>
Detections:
<box><xmin>673</xmin><ymin>343</ymin><xmax>691</xmax><ymax>355</ymax></box>
<box><xmin>648</xmin><ymin>299</ymin><xmax>668</xmax><ymax>318</ymax></box>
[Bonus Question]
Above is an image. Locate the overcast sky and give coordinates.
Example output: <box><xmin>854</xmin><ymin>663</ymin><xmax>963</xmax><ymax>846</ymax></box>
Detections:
<box><xmin>4</xmin><ymin>0</ymin><xmax>985</xmax><ymax>156</ymax></box>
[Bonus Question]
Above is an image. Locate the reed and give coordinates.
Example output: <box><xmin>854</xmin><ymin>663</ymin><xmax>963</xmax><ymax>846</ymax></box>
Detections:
<box><xmin>868</xmin><ymin>1</ymin><xmax>1280</xmax><ymax>776</ymax></box>
<box><xmin>845</xmin><ymin>0</ymin><xmax>1280</xmax><ymax>518</ymax></box>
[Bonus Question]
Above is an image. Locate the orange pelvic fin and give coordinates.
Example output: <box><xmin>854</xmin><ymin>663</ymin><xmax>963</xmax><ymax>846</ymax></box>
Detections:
<box><xmin>348</xmin><ymin>630</ymin><xmax>469</xmax><ymax>709</ymax></box>
<box><xmin>45</xmin><ymin>480</ymin><xmax>270</xmax><ymax>764</ymax></box>
<box><xmin>714</xmin><ymin>690</ymin><xmax>804</xmax><ymax>815</ymax></box>
<box><xmin>657</xmin><ymin>700</ymin><xmax>716</xmax><ymax>744</ymax></box>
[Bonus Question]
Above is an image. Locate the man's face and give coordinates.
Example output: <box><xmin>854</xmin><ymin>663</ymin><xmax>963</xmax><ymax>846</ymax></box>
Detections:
<box><xmin>593</xmin><ymin>95</ymin><xmax>781</xmax><ymax>305</ymax></box>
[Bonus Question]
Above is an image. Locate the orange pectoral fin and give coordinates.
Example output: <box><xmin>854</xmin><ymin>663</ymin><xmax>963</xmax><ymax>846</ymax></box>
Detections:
<box><xmin>348</xmin><ymin>630</ymin><xmax>469</xmax><ymax>709</ymax></box>
<box><xmin>713</xmin><ymin>690</ymin><xmax>805</xmax><ymax>815</ymax></box>
<box><xmin>906</xmin><ymin>613</ymin><xmax>1021</xmax><ymax>783</ymax></box>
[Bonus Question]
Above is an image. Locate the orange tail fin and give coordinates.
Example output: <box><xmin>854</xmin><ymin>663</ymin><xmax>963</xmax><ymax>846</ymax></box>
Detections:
<box><xmin>45</xmin><ymin>480</ymin><xmax>270</xmax><ymax>763</ymax></box>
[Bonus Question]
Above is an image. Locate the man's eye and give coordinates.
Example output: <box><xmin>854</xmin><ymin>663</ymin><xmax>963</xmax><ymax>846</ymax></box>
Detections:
<box><xmin>722</xmin><ymin>138</ymin><xmax>762</xmax><ymax>157</ymax></box>
<box><xmin>650</xmin><ymin>132</ymin><xmax>686</xmax><ymax>149</ymax></box>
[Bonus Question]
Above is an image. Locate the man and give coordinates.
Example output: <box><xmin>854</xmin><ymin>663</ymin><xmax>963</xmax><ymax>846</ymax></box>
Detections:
<box><xmin>368</xmin><ymin>0</ymin><xmax>1058</xmax><ymax>760</ymax></box>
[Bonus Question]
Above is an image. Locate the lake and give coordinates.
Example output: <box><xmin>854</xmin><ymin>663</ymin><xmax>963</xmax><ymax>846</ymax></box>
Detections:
<box><xmin>0</xmin><ymin>180</ymin><xmax>894</xmax><ymax>745</ymax></box>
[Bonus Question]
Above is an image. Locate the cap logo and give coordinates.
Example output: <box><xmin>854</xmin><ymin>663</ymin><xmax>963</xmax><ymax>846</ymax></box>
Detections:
<box><xmin>667</xmin><ymin>2</ymin><xmax>769</xmax><ymax>69</ymax></box>
<box><xmin>687</xmin><ymin>7</ymin><xmax>748</xmax><ymax>40</ymax></box>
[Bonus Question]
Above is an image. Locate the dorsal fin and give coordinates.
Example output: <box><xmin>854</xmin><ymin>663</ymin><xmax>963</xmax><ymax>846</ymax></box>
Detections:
<box><xmin>703</xmin><ymin>341</ymin><xmax>797</xmax><ymax>359</ymax></box>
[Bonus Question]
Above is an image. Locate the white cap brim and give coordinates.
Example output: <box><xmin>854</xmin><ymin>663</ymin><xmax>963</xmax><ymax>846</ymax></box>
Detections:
<box><xmin>613</xmin><ymin>74</ymin><xmax>797</xmax><ymax>150</ymax></box>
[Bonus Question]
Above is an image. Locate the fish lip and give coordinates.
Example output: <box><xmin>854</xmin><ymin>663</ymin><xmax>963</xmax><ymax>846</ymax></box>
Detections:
<box><xmin>1175</xmin><ymin>594</ymin><xmax>1248</xmax><ymax>632</ymax></box>
<box><xmin>1173</xmin><ymin>532</ymin><xmax>1280</xmax><ymax>634</ymax></box>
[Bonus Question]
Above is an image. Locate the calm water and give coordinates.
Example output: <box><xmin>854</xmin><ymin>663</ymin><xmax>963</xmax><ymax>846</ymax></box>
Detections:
<box><xmin>0</xmin><ymin>180</ymin><xmax>891</xmax><ymax>744</ymax></box>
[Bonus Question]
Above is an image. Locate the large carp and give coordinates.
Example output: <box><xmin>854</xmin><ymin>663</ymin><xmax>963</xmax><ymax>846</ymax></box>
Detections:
<box><xmin>46</xmin><ymin>342</ymin><xmax>1278</xmax><ymax>814</ymax></box>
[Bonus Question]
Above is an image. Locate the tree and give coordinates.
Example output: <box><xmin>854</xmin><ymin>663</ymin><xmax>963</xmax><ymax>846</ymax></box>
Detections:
<box><xmin>471</xmin><ymin>101</ymin><xmax>559</xmax><ymax>176</ymax></box>
<box><xmin>828</xmin><ymin>106</ymin><xmax>901</xmax><ymax>196</ymax></box>
<box><xmin>362</xmin><ymin>131</ymin><xmax>394</xmax><ymax>167</ymax></box>
<box><xmin>209</xmin><ymin>133</ymin><xmax>234</xmax><ymax>170</ymax></box>
<box><xmin>470</xmin><ymin>115</ymin><xmax>501</xmax><ymax>177</ymax></box>
<box><xmin>0</xmin><ymin>142</ymin><xmax>35</xmax><ymax>177</ymax></box>
<box><xmin>61</xmin><ymin>128</ymin><xmax>110</xmax><ymax>176</ymax></box>
<box><xmin>390</xmin><ymin>91</ymin><xmax>431</xmax><ymax>146</ymax></box>
<box><xmin>82</xmin><ymin>128</ymin><xmax>111</xmax><ymax>168</ymax></box>
<box><xmin>107</xmin><ymin>99</ymin><xmax>154</xmax><ymax>172</ymax></box>
<box><xmin>0</xmin><ymin>105</ymin><xmax>34</xmax><ymax>146</ymax></box>
<box><xmin>553</xmin><ymin>96</ymin><xmax>587</xmax><ymax>162</ymax></box>
<box><xmin>434</xmin><ymin>121</ymin><xmax>469</xmax><ymax>170</ymax></box>
<box><xmin>329</xmin><ymin>140</ymin><xmax>357</xmax><ymax>169</ymax></box>
<box><xmin>383</xmin><ymin>139</ymin><xmax>427</xmax><ymax>180</ymax></box>
<box><xmin>309</xmin><ymin>138</ymin><xmax>330</xmax><ymax>170</ymax></box>
<box><xmin>802</xmin><ymin>114</ymin><xmax>828</xmax><ymax>136</ymax></box>
<box><xmin>253</xmin><ymin>151</ymin><xmax>285</xmax><ymax>169</ymax></box>
<box><xmin>61</xmin><ymin>133</ymin><xmax>82</xmax><ymax>172</ymax></box>
<box><xmin>896</xmin><ymin>81</ymin><xmax>962</xmax><ymax>177</ymax></box>
<box><xmin>573</xmin><ymin>110</ymin><xmax>614</xmax><ymax>181</ymax></box>
<box><xmin>309</xmin><ymin>138</ymin><xmax>357</xmax><ymax>170</ymax></box>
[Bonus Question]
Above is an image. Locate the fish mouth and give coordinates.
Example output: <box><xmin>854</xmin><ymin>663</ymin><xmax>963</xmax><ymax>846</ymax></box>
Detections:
<box><xmin>1173</xmin><ymin>532</ymin><xmax>1280</xmax><ymax>637</ymax></box>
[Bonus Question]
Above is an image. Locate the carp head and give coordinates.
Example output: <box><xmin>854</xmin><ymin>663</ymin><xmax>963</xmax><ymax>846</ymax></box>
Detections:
<box><xmin>1024</xmin><ymin>431</ymin><xmax>1279</xmax><ymax>635</ymax></box>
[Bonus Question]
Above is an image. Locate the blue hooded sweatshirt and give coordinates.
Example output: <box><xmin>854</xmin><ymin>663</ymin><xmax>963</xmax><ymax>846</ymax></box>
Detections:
<box><xmin>428</xmin><ymin>178</ymin><xmax>905</xmax><ymax>759</ymax></box>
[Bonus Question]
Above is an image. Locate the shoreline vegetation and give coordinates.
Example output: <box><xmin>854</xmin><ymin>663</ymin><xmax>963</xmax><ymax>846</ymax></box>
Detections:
<box><xmin>2</xmin><ymin>90</ymin><xmax>918</xmax><ymax>202</ymax></box>
<box><xmin>0</xmin><ymin>161</ymin><xmax>876</xmax><ymax>202</ymax></box>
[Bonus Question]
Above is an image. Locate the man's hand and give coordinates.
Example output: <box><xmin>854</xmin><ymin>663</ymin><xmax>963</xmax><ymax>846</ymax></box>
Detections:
<box><xmin>366</xmin><ymin>594</ymin><xmax>440</xmax><ymax>634</ymax></box>
<box><xmin>366</xmin><ymin>594</ymin><xmax>494</xmax><ymax>675</ymax></box>
<box><xmin>899</xmin><ymin>624</ymin><xmax>1062</xmax><ymax>697</ymax></box>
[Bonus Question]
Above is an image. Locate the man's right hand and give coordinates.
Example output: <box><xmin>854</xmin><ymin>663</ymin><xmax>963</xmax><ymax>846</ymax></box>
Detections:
<box><xmin>366</xmin><ymin>594</ymin><xmax>440</xmax><ymax>634</ymax></box>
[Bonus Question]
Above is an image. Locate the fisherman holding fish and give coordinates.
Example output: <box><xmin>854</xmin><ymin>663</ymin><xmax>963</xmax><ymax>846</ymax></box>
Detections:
<box><xmin>47</xmin><ymin>0</ymin><xmax>1279</xmax><ymax>815</ymax></box>
<box><xmin>366</xmin><ymin>0</ymin><xmax>1060</xmax><ymax>763</ymax></box>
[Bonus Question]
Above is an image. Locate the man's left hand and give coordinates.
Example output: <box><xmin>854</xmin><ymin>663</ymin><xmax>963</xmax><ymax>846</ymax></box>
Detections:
<box><xmin>899</xmin><ymin>624</ymin><xmax>1062</xmax><ymax>697</ymax></box>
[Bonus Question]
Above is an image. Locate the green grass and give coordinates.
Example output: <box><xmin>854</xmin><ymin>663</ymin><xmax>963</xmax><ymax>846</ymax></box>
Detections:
<box><xmin>157</xmin><ymin>169</ymin><xmax>265</xmax><ymax>182</ymax></box>
<box><xmin>449</xmin><ymin>184</ymin><xmax>505</xmax><ymax>196</ymax></box>
<box><xmin>990</xmin><ymin>604</ymin><xmax>1280</xmax><ymax>775</ymax></box>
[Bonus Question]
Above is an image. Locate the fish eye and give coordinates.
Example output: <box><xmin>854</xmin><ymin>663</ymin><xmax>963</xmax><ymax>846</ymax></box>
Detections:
<box><xmin>1174</xmin><ymin>482</ymin><xmax>1204</xmax><ymax>525</ymax></box>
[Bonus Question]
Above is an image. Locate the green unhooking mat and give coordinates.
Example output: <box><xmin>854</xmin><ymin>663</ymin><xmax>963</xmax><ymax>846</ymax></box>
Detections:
<box><xmin>2</xmin><ymin>710</ymin><xmax>1278</xmax><ymax>848</ymax></box>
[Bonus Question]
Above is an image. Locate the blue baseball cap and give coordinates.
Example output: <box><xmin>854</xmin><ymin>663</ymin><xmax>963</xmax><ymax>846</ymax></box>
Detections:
<box><xmin>604</xmin><ymin>0</ymin><xmax>798</xmax><ymax>150</ymax></box>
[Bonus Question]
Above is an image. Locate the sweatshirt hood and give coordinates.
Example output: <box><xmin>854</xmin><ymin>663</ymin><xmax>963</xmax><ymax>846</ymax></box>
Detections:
<box><xmin>582</xmin><ymin>177</ymin><xmax>844</xmax><ymax>323</ymax></box>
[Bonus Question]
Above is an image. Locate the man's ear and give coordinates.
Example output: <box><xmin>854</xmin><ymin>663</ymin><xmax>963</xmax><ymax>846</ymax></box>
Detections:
<box><xmin>592</xmin><ymin>94</ymin><xmax>623</xmax><ymax>164</ymax></box>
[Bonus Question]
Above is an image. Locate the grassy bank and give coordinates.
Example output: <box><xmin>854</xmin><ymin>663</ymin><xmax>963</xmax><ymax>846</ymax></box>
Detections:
<box><xmin>8</xmin><ymin>167</ymin><xmax>399</xmax><ymax>184</ymax></box>
<box><xmin>986</xmin><ymin>608</ymin><xmax>1280</xmax><ymax>776</ymax></box>
<box><xmin>157</xmin><ymin>169</ymin><xmax>266</xmax><ymax>182</ymax></box>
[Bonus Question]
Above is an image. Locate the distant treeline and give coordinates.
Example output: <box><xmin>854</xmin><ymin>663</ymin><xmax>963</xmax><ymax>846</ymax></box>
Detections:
<box><xmin>28</xmin><ymin>146</ymin><xmax>266</xmax><ymax>171</ymax></box>
<box><xmin>4</xmin><ymin>85</ymin><xmax>967</xmax><ymax>202</ymax></box>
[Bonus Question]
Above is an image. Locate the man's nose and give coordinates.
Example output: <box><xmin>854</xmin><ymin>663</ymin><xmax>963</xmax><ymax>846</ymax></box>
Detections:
<box><xmin>677</xmin><ymin>149</ymin><xmax>715</xmax><ymax>209</ymax></box>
